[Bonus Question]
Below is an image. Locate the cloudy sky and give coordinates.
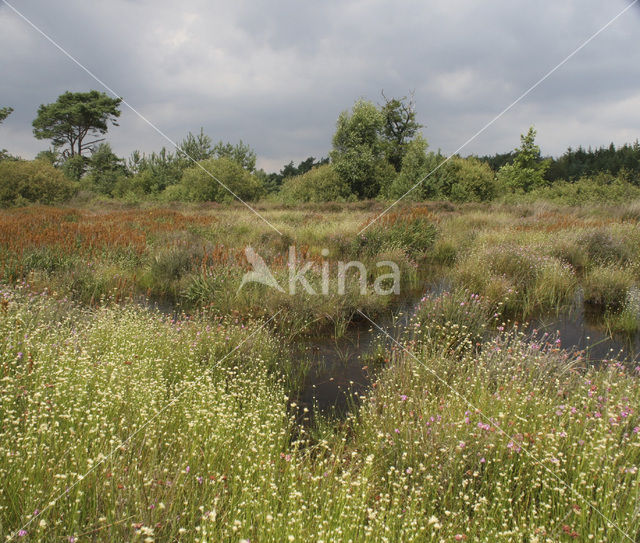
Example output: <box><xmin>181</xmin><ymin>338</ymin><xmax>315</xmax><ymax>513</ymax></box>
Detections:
<box><xmin>1</xmin><ymin>0</ymin><xmax>639</xmax><ymax>172</ymax></box>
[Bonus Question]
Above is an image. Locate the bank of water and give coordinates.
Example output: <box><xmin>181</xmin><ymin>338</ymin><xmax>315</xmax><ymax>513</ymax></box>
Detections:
<box><xmin>299</xmin><ymin>286</ymin><xmax>640</xmax><ymax>414</ymax></box>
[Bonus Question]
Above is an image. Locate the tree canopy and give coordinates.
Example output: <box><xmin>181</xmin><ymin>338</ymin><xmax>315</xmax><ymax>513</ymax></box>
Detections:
<box><xmin>0</xmin><ymin>107</ymin><xmax>13</xmax><ymax>125</ymax></box>
<box><xmin>380</xmin><ymin>91</ymin><xmax>422</xmax><ymax>171</ymax></box>
<box><xmin>496</xmin><ymin>127</ymin><xmax>550</xmax><ymax>193</ymax></box>
<box><xmin>32</xmin><ymin>90</ymin><xmax>122</xmax><ymax>157</ymax></box>
<box><xmin>330</xmin><ymin>95</ymin><xmax>424</xmax><ymax>199</ymax></box>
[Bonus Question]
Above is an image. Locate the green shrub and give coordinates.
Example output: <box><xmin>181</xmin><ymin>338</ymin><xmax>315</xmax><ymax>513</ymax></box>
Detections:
<box><xmin>496</xmin><ymin>163</ymin><xmax>548</xmax><ymax>193</ymax></box>
<box><xmin>386</xmin><ymin>140</ymin><xmax>440</xmax><ymax>200</ymax></box>
<box><xmin>387</xmin><ymin>152</ymin><xmax>496</xmax><ymax>203</ymax></box>
<box><xmin>0</xmin><ymin>159</ymin><xmax>77</xmax><ymax>206</ymax></box>
<box><xmin>174</xmin><ymin>157</ymin><xmax>264</xmax><ymax>202</ymax></box>
<box><xmin>60</xmin><ymin>155</ymin><xmax>87</xmax><ymax>181</ymax></box>
<box><xmin>503</xmin><ymin>176</ymin><xmax>640</xmax><ymax>205</ymax></box>
<box><xmin>279</xmin><ymin>164</ymin><xmax>352</xmax><ymax>202</ymax></box>
<box><xmin>446</xmin><ymin>156</ymin><xmax>497</xmax><ymax>202</ymax></box>
<box><xmin>160</xmin><ymin>182</ymin><xmax>189</xmax><ymax>202</ymax></box>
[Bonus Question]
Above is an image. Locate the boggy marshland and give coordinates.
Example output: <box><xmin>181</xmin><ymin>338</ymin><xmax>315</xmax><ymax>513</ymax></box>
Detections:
<box><xmin>2</xmin><ymin>200</ymin><xmax>640</xmax><ymax>541</ymax></box>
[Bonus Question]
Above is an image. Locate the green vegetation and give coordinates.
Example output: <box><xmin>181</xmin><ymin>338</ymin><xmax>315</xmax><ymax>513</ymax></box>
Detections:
<box><xmin>1</xmin><ymin>285</ymin><xmax>639</xmax><ymax>541</ymax></box>
<box><xmin>3</xmin><ymin>89</ymin><xmax>640</xmax><ymax>541</ymax></box>
<box><xmin>2</xmin><ymin>90</ymin><xmax>640</xmax><ymax>207</ymax></box>
<box><xmin>0</xmin><ymin>159</ymin><xmax>77</xmax><ymax>206</ymax></box>
<box><xmin>32</xmin><ymin>90</ymin><xmax>122</xmax><ymax>159</ymax></box>
<box><xmin>279</xmin><ymin>164</ymin><xmax>352</xmax><ymax>203</ymax></box>
<box><xmin>167</xmin><ymin>157</ymin><xmax>264</xmax><ymax>203</ymax></box>
<box><xmin>3</xmin><ymin>201</ymin><xmax>640</xmax><ymax>335</ymax></box>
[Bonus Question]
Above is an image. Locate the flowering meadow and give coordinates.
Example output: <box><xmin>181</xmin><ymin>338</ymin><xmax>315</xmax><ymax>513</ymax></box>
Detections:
<box><xmin>1</xmin><ymin>201</ymin><xmax>640</xmax><ymax>541</ymax></box>
<box><xmin>1</xmin><ymin>283</ymin><xmax>639</xmax><ymax>541</ymax></box>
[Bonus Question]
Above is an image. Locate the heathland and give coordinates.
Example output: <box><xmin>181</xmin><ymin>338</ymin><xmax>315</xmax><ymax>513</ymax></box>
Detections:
<box><xmin>3</xmin><ymin>92</ymin><xmax>640</xmax><ymax>540</ymax></box>
<box><xmin>1</xmin><ymin>200</ymin><xmax>640</xmax><ymax>542</ymax></box>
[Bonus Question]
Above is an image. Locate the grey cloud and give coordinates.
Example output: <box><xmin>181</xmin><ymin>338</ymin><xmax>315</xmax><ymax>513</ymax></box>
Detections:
<box><xmin>1</xmin><ymin>0</ymin><xmax>639</xmax><ymax>170</ymax></box>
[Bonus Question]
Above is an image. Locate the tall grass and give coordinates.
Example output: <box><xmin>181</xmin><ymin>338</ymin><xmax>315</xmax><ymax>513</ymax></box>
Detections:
<box><xmin>2</xmin><ymin>287</ymin><xmax>639</xmax><ymax>541</ymax></box>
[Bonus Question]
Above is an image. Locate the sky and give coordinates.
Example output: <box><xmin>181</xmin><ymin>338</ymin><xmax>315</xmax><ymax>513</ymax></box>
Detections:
<box><xmin>1</xmin><ymin>0</ymin><xmax>639</xmax><ymax>172</ymax></box>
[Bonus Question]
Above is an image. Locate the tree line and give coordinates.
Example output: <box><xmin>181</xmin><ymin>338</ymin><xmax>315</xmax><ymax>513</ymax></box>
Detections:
<box><xmin>0</xmin><ymin>89</ymin><xmax>639</xmax><ymax>207</ymax></box>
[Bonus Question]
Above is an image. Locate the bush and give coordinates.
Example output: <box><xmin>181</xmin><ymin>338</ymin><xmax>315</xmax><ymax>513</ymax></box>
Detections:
<box><xmin>279</xmin><ymin>164</ymin><xmax>352</xmax><ymax>202</ymax></box>
<box><xmin>496</xmin><ymin>163</ymin><xmax>548</xmax><ymax>193</ymax></box>
<box><xmin>387</xmin><ymin>152</ymin><xmax>496</xmax><ymax>203</ymax></box>
<box><xmin>0</xmin><ymin>159</ymin><xmax>77</xmax><ymax>206</ymax></box>
<box><xmin>173</xmin><ymin>157</ymin><xmax>264</xmax><ymax>202</ymax></box>
<box><xmin>445</xmin><ymin>156</ymin><xmax>497</xmax><ymax>202</ymax></box>
<box><xmin>386</xmin><ymin>138</ymin><xmax>437</xmax><ymax>200</ymax></box>
<box><xmin>60</xmin><ymin>155</ymin><xmax>87</xmax><ymax>181</ymax></box>
<box><xmin>502</xmin><ymin>176</ymin><xmax>640</xmax><ymax>205</ymax></box>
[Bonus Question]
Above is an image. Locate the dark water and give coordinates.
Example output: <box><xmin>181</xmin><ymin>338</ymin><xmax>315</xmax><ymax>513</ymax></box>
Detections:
<box><xmin>530</xmin><ymin>310</ymin><xmax>640</xmax><ymax>364</ymax></box>
<box><xmin>137</xmin><ymin>287</ymin><xmax>640</xmax><ymax>414</ymax></box>
<box><xmin>298</xmin><ymin>297</ymin><xmax>418</xmax><ymax>414</ymax></box>
<box><xmin>300</xmin><ymin>288</ymin><xmax>640</xmax><ymax>414</ymax></box>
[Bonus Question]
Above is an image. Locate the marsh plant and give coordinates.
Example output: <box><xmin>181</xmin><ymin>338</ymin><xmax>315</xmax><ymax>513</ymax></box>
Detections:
<box><xmin>238</xmin><ymin>245</ymin><xmax>401</xmax><ymax>296</ymax></box>
<box><xmin>2</xmin><ymin>286</ymin><xmax>639</xmax><ymax>541</ymax></box>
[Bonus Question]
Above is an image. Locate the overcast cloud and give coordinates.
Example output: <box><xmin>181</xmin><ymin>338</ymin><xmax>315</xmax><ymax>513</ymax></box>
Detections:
<box><xmin>1</xmin><ymin>0</ymin><xmax>639</xmax><ymax>171</ymax></box>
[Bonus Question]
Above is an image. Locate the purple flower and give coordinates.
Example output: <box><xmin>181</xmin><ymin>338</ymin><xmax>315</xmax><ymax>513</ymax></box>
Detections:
<box><xmin>400</xmin><ymin>395</ymin><xmax>408</xmax><ymax>401</ymax></box>
<box><xmin>507</xmin><ymin>441</ymin><xmax>521</xmax><ymax>453</ymax></box>
<box><xmin>18</xmin><ymin>530</ymin><xmax>27</xmax><ymax>537</ymax></box>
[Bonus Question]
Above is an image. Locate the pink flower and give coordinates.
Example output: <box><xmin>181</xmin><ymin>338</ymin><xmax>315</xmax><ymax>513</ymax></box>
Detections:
<box><xmin>507</xmin><ymin>441</ymin><xmax>521</xmax><ymax>453</ymax></box>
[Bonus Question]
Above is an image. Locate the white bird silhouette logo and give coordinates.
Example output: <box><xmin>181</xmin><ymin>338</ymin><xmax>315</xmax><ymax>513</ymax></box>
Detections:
<box><xmin>237</xmin><ymin>246</ymin><xmax>284</xmax><ymax>293</ymax></box>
